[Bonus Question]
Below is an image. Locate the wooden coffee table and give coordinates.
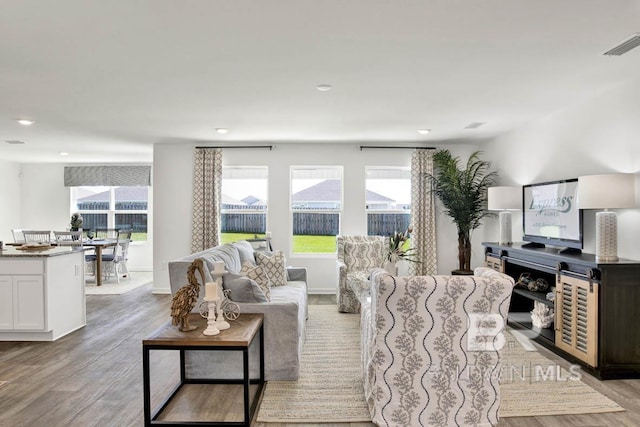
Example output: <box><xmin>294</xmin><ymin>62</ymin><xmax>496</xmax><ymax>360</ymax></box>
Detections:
<box><xmin>142</xmin><ymin>313</ymin><xmax>264</xmax><ymax>426</ymax></box>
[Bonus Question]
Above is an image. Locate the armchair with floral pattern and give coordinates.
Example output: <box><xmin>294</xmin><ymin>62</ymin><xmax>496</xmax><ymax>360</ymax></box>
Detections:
<box><xmin>336</xmin><ymin>235</ymin><xmax>387</xmax><ymax>313</ymax></box>
<box><xmin>362</xmin><ymin>267</ymin><xmax>515</xmax><ymax>426</ymax></box>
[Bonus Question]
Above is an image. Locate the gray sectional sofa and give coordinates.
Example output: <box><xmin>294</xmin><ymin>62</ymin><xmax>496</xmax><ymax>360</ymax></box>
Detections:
<box><xmin>168</xmin><ymin>240</ymin><xmax>308</xmax><ymax>380</ymax></box>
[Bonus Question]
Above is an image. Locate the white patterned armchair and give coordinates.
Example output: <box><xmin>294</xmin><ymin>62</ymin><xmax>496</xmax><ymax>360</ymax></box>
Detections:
<box><xmin>336</xmin><ymin>235</ymin><xmax>387</xmax><ymax>313</ymax></box>
<box><xmin>362</xmin><ymin>267</ymin><xmax>515</xmax><ymax>427</ymax></box>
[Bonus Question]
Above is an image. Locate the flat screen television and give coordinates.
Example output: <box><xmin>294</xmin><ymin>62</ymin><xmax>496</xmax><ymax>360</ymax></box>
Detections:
<box><xmin>522</xmin><ymin>178</ymin><xmax>583</xmax><ymax>253</ymax></box>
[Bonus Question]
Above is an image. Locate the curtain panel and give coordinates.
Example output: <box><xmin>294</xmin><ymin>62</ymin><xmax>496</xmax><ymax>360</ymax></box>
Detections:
<box><xmin>191</xmin><ymin>148</ymin><xmax>222</xmax><ymax>253</ymax></box>
<box><xmin>64</xmin><ymin>166</ymin><xmax>151</xmax><ymax>186</ymax></box>
<box><xmin>410</xmin><ymin>149</ymin><xmax>437</xmax><ymax>275</ymax></box>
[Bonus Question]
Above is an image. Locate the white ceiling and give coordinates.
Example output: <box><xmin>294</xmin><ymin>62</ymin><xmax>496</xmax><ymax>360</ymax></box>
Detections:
<box><xmin>1</xmin><ymin>0</ymin><xmax>639</xmax><ymax>163</ymax></box>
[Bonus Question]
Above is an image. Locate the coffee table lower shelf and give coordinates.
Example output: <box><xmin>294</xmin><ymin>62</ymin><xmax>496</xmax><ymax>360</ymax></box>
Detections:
<box><xmin>143</xmin><ymin>314</ymin><xmax>265</xmax><ymax>427</ymax></box>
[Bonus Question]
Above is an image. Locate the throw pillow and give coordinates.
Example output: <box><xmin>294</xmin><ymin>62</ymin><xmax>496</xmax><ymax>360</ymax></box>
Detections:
<box><xmin>344</xmin><ymin>240</ymin><xmax>383</xmax><ymax>271</ymax></box>
<box><xmin>232</xmin><ymin>240</ymin><xmax>256</xmax><ymax>267</ymax></box>
<box><xmin>223</xmin><ymin>272</ymin><xmax>268</xmax><ymax>303</ymax></box>
<box><xmin>255</xmin><ymin>250</ymin><xmax>287</xmax><ymax>287</ymax></box>
<box><xmin>240</xmin><ymin>260</ymin><xmax>271</xmax><ymax>300</ymax></box>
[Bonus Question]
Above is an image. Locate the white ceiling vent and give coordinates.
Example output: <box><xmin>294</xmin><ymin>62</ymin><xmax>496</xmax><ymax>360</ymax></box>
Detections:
<box><xmin>603</xmin><ymin>33</ymin><xmax>640</xmax><ymax>56</ymax></box>
<box><xmin>5</xmin><ymin>140</ymin><xmax>25</xmax><ymax>144</ymax></box>
<box><xmin>464</xmin><ymin>122</ymin><xmax>486</xmax><ymax>129</ymax></box>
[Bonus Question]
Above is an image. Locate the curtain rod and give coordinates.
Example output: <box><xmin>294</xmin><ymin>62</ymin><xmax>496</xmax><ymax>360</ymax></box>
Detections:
<box><xmin>195</xmin><ymin>145</ymin><xmax>273</xmax><ymax>150</ymax></box>
<box><xmin>359</xmin><ymin>145</ymin><xmax>436</xmax><ymax>150</ymax></box>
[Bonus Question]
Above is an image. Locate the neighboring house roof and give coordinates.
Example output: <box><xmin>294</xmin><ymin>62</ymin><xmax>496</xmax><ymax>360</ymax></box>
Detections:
<box><xmin>292</xmin><ymin>179</ymin><xmax>341</xmax><ymax>202</ymax></box>
<box><xmin>222</xmin><ymin>194</ymin><xmax>247</xmax><ymax>206</ymax></box>
<box><xmin>78</xmin><ymin>187</ymin><xmax>148</xmax><ymax>202</ymax></box>
<box><xmin>365</xmin><ymin>190</ymin><xmax>395</xmax><ymax>203</ymax></box>
<box><xmin>292</xmin><ymin>179</ymin><xmax>395</xmax><ymax>203</ymax></box>
<box><xmin>241</xmin><ymin>195</ymin><xmax>266</xmax><ymax>206</ymax></box>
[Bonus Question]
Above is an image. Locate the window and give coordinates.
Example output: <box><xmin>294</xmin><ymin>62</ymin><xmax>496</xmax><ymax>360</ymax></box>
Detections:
<box><xmin>221</xmin><ymin>166</ymin><xmax>268</xmax><ymax>244</ymax></box>
<box><xmin>365</xmin><ymin>167</ymin><xmax>411</xmax><ymax>236</ymax></box>
<box><xmin>290</xmin><ymin>166</ymin><xmax>343</xmax><ymax>253</ymax></box>
<box><xmin>71</xmin><ymin>186</ymin><xmax>149</xmax><ymax>241</ymax></box>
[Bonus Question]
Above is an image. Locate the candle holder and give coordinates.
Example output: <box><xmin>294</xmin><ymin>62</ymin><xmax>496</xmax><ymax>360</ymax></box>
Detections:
<box><xmin>215</xmin><ymin>300</ymin><xmax>230</xmax><ymax>331</ymax></box>
<box><xmin>202</xmin><ymin>297</ymin><xmax>221</xmax><ymax>336</ymax></box>
<box><xmin>202</xmin><ymin>264</ymin><xmax>229</xmax><ymax>335</ymax></box>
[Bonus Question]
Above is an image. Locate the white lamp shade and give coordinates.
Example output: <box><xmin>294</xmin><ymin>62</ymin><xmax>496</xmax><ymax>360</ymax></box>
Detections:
<box><xmin>488</xmin><ymin>186</ymin><xmax>521</xmax><ymax>211</ymax></box>
<box><xmin>577</xmin><ymin>173</ymin><xmax>636</xmax><ymax>209</ymax></box>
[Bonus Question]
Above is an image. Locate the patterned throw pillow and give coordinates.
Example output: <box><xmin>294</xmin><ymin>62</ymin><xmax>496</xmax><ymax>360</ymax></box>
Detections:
<box><xmin>240</xmin><ymin>260</ymin><xmax>271</xmax><ymax>301</ymax></box>
<box><xmin>255</xmin><ymin>250</ymin><xmax>288</xmax><ymax>287</ymax></box>
<box><xmin>344</xmin><ymin>240</ymin><xmax>383</xmax><ymax>271</ymax></box>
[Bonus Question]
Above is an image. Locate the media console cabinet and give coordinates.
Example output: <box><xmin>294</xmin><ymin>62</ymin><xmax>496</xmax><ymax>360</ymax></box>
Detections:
<box><xmin>483</xmin><ymin>242</ymin><xmax>640</xmax><ymax>380</ymax></box>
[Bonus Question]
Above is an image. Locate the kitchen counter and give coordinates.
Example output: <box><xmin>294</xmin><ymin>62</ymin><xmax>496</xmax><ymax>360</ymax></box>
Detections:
<box><xmin>0</xmin><ymin>248</ymin><xmax>86</xmax><ymax>341</ymax></box>
<box><xmin>0</xmin><ymin>246</ymin><xmax>84</xmax><ymax>257</ymax></box>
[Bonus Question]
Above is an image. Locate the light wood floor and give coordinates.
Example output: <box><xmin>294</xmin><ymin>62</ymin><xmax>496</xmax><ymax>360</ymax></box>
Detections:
<box><xmin>0</xmin><ymin>287</ymin><xmax>638</xmax><ymax>426</ymax></box>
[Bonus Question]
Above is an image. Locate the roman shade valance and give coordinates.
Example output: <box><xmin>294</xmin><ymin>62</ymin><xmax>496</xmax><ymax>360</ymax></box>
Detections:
<box><xmin>64</xmin><ymin>166</ymin><xmax>151</xmax><ymax>187</ymax></box>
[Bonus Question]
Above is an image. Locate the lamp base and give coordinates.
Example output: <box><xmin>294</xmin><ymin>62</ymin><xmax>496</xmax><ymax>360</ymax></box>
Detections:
<box><xmin>498</xmin><ymin>211</ymin><xmax>513</xmax><ymax>246</ymax></box>
<box><xmin>595</xmin><ymin>211</ymin><xmax>618</xmax><ymax>262</ymax></box>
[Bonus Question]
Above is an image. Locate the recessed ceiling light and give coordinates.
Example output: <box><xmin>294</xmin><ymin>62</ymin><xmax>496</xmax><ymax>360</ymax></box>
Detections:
<box><xmin>216</xmin><ymin>128</ymin><xmax>229</xmax><ymax>134</ymax></box>
<box><xmin>59</xmin><ymin>152</ymin><xmax>69</xmax><ymax>156</ymax></box>
<box><xmin>417</xmin><ymin>129</ymin><xmax>431</xmax><ymax>135</ymax></box>
<box><xmin>316</xmin><ymin>84</ymin><xmax>332</xmax><ymax>92</ymax></box>
<box><xmin>5</xmin><ymin>140</ymin><xmax>25</xmax><ymax>145</ymax></box>
<box><xmin>17</xmin><ymin>119</ymin><xmax>34</xmax><ymax>126</ymax></box>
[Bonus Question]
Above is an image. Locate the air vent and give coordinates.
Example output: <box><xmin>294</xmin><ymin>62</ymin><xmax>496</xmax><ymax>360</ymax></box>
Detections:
<box><xmin>603</xmin><ymin>33</ymin><xmax>640</xmax><ymax>56</ymax></box>
<box><xmin>5</xmin><ymin>140</ymin><xmax>25</xmax><ymax>145</ymax></box>
<box><xmin>464</xmin><ymin>122</ymin><xmax>486</xmax><ymax>129</ymax></box>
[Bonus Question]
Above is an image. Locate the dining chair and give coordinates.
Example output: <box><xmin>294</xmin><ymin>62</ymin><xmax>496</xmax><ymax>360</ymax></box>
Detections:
<box><xmin>54</xmin><ymin>230</ymin><xmax>84</xmax><ymax>246</ymax></box>
<box><xmin>11</xmin><ymin>229</ymin><xmax>25</xmax><ymax>244</ymax></box>
<box><xmin>100</xmin><ymin>229</ymin><xmax>133</xmax><ymax>283</ymax></box>
<box><xmin>115</xmin><ymin>229</ymin><xmax>133</xmax><ymax>278</ymax></box>
<box><xmin>22</xmin><ymin>230</ymin><xmax>52</xmax><ymax>243</ymax></box>
<box><xmin>94</xmin><ymin>228</ymin><xmax>119</xmax><ymax>240</ymax></box>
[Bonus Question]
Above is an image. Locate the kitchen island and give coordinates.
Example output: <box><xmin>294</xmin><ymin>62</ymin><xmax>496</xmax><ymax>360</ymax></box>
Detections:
<box><xmin>0</xmin><ymin>246</ymin><xmax>86</xmax><ymax>341</ymax></box>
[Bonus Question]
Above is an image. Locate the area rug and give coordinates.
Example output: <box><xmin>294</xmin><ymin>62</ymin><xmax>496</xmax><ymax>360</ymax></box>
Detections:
<box><xmin>256</xmin><ymin>305</ymin><xmax>624</xmax><ymax>423</ymax></box>
<box><xmin>85</xmin><ymin>272</ymin><xmax>153</xmax><ymax>295</ymax></box>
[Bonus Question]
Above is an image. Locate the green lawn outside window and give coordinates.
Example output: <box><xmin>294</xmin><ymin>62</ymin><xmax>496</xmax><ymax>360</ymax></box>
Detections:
<box><xmin>220</xmin><ymin>232</ymin><xmax>337</xmax><ymax>253</ymax></box>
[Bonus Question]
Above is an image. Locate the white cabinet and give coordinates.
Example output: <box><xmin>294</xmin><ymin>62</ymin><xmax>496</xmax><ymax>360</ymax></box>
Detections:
<box><xmin>0</xmin><ymin>249</ymin><xmax>86</xmax><ymax>341</ymax></box>
<box><xmin>0</xmin><ymin>275</ymin><xmax>45</xmax><ymax>330</ymax></box>
<box><xmin>14</xmin><ymin>275</ymin><xmax>45</xmax><ymax>330</ymax></box>
<box><xmin>0</xmin><ymin>276</ymin><xmax>13</xmax><ymax>329</ymax></box>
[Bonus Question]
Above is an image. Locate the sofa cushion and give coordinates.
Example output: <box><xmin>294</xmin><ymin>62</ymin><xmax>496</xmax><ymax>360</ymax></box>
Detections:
<box><xmin>223</xmin><ymin>272</ymin><xmax>268</xmax><ymax>303</ymax></box>
<box><xmin>232</xmin><ymin>240</ymin><xmax>256</xmax><ymax>267</ymax></box>
<box><xmin>240</xmin><ymin>260</ymin><xmax>271</xmax><ymax>300</ymax></box>
<box><xmin>255</xmin><ymin>250</ymin><xmax>287</xmax><ymax>286</ymax></box>
<box><xmin>200</xmin><ymin>244</ymin><xmax>242</xmax><ymax>275</ymax></box>
<box><xmin>344</xmin><ymin>240</ymin><xmax>384</xmax><ymax>271</ymax></box>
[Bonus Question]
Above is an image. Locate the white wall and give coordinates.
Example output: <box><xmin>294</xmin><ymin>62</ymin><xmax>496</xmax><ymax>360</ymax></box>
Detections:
<box><xmin>482</xmin><ymin>78</ymin><xmax>640</xmax><ymax>259</ymax></box>
<box><xmin>15</xmin><ymin>163</ymin><xmax>153</xmax><ymax>271</ymax></box>
<box><xmin>0</xmin><ymin>160</ymin><xmax>23</xmax><ymax>244</ymax></box>
<box><xmin>153</xmin><ymin>142</ymin><xmax>483</xmax><ymax>294</ymax></box>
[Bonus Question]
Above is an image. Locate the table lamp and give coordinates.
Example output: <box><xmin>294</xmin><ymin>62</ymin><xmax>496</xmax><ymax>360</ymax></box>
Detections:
<box><xmin>577</xmin><ymin>173</ymin><xmax>635</xmax><ymax>262</ymax></box>
<box><xmin>488</xmin><ymin>186</ymin><xmax>521</xmax><ymax>245</ymax></box>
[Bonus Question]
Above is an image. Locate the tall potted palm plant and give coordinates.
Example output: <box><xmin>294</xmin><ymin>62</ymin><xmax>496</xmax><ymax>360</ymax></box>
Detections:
<box><xmin>429</xmin><ymin>150</ymin><xmax>498</xmax><ymax>274</ymax></box>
